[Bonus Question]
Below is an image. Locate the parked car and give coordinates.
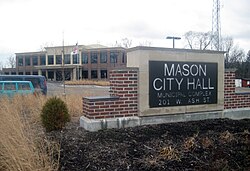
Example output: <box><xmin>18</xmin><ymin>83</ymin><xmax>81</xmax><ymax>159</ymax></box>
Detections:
<box><xmin>0</xmin><ymin>81</ymin><xmax>35</xmax><ymax>97</ymax></box>
<box><xmin>0</xmin><ymin>75</ymin><xmax>47</xmax><ymax>95</ymax></box>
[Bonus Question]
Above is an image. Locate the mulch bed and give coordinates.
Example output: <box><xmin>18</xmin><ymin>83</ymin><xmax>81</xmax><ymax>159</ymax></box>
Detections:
<box><xmin>47</xmin><ymin>118</ymin><xmax>250</xmax><ymax>171</ymax></box>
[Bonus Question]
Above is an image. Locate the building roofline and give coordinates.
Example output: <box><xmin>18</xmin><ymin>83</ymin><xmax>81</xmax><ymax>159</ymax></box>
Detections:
<box><xmin>86</xmin><ymin>46</ymin><xmax>127</xmax><ymax>51</ymax></box>
<box><xmin>15</xmin><ymin>51</ymin><xmax>46</xmax><ymax>55</ymax></box>
<box><xmin>44</xmin><ymin>44</ymin><xmax>111</xmax><ymax>50</ymax></box>
<box><xmin>127</xmin><ymin>46</ymin><xmax>226</xmax><ymax>54</ymax></box>
<box><xmin>15</xmin><ymin>44</ymin><xmax>127</xmax><ymax>55</ymax></box>
<box><xmin>45</xmin><ymin>45</ymin><xmax>85</xmax><ymax>49</ymax></box>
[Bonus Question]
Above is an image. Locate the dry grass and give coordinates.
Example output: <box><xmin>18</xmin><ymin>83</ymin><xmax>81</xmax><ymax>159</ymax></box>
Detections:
<box><xmin>183</xmin><ymin>133</ymin><xmax>198</xmax><ymax>151</ymax></box>
<box><xmin>212</xmin><ymin>159</ymin><xmax>230</xmax><ymax>170</ymax></box>
<box><xmin>0</xmin><ymin>92</ymin><xmax>87</xmax><ymax>170</ymax></box>
<box><xmin>219</xmin><ymin>130</ymin><xmax>234</xmax><ymax>143</ymax></box>
<box><xmin>201</xmin><ymin>137</ymin><xmax>213</xmax><ymax>148</ymax></box>
<box><xmin>65</xmin><ymin>79</ymin><xmax>109</xmax><ymax>86</ymax></box>
<box><xmin>159</xmin><ymin>146</ymin><xmax>180</xmax><ymax>160</ymax></box>
<box><xmin>0</xmin><ymin>95</ymin><xmax>59</xmax><ymax>171</ymax></box>
<box><xmin>53</xmin><ymin>94</ymin><xmax>85</xmax><ymax>118</ymax></box>
<box><xmin>242</xmin><ymin>129</ymin><xmax>250</xmax><ymax>144</ymax></box>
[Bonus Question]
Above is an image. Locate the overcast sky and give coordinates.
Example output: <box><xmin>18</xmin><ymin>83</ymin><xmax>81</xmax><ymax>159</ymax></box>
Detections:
<box><xmin>0</xmin><ymin>0</ymin><xmax>249</xmax><ymax>65</ymax></box>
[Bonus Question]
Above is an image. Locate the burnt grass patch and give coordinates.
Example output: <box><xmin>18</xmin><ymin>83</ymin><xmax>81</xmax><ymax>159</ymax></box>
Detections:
<box><xmin>47</xmin><ymin>118</ymin><xmax>250</xmax><ymax>171</ymax></box>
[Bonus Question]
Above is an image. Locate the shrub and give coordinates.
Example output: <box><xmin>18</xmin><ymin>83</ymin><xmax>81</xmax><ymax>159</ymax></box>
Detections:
<box><xmin>41</xmin><ymin>96</ymin><xmax>70</xmax><ymax>132</ymax></box>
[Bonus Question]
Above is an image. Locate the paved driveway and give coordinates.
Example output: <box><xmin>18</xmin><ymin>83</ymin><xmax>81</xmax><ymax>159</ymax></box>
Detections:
<box><xmin>47</xmin><ymin>82</ymin><xmax>110</xmax><ymax>97</ymax></box>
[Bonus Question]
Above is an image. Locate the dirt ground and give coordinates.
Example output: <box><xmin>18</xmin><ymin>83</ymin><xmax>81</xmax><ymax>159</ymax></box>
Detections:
<box><xmin>47</xmin><ymin>118</ymin><xmax>250</xmax><ymax>171</ymax></box>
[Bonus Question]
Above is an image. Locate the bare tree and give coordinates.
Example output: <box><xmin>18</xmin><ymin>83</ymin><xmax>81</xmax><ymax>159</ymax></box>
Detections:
<box><xmin>6</xmin><ymin>55</ymin><xmax>16</xmax><ymax>68</ymax></box>
<box><xmin>39</xmin><ymin>42</ymin><xmax>53</xmax><ymax>51</ymax></box>
<box><xmin>246</xmin><ymin>50</ymin><xmax>250</xmax><ymax>62</ymax></box>
<box><xmin>114</xmin><ymin>38</ymin><xmax>133</xmax><ymax>48</ymax></box>
<box><xmin>222</xmin><ymin>36</ymin><xmax>234</xmax><ymax>68</ymax></box>
<box><xmin>221</xmin><ymin>36</ymin><xmax>234</xmax><ymax>52</ymax></box>
<box><xmin>184</xmin><ymin>31</ymin><xmax>212</xmax><ymax>50</ymax></box>
<box><xmin>199</xmin><ymin>32</ymin><xmax>213</xmax><ymax>50</ymax></box>
<box><xmin>221</xmin><ymin>36</ymin><xmax>245</xmax><ymax>70</ymax></box>
<box><xmin>225</xmin><ymin>44</ymin><xmax>245</xmax><ymax>77</ymax></box>
<box><xmin>184</xmin><ymin>31</ymin><xmax>247</xmax><ymax>76</ymax></box>
<box><xmin>243</xmin><ymin>50</ymin><xmax>250</xmax><ymax>77</ymax></box>
<box><xmin>228</xmin><ymin>45</ymin><xmax>245</xmax><ymax>64</ymax></box>
<box><xmin>184</xmin><ymin>31</ymin><xmax>195</xmax><ymax>49</ymax></box>
<box><xmin>139</xmin><ymin>40</ymin><xmax>152</xmax><ymax>47</ymax></box>
<box><xmin>114</xmin><ymin>41</ymin><xmax>122</xmax><ymax>47</ymax></box>
<box><xmin>121</xmin><ymin>38</ymin><xmax>132</xmax><ymax>48</ymax></box>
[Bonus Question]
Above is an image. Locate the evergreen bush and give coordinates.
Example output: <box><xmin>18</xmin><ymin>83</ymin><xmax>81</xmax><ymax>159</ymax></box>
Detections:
<box><xmin>41</xmin><ymin>96</ymin><xmax>70</xmax><ymax>132</ymax></box>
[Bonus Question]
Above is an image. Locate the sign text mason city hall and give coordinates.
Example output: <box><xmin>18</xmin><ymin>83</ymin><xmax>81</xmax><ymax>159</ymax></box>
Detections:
<box><xmin>149</xmin><ymin>61</ymin><xmax>218</xmax><ymax>108</ymax></box>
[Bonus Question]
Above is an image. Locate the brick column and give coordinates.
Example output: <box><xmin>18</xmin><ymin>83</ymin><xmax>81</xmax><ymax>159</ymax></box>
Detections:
<box><xmin>110</xmin><ymin>69</ymin><xmax>138</xmax><ymax>97</ymax></box>
<box><xmin>82</xmin><ymin>68</ymin><xmax>139</xmax><ymax>119</ymax></box>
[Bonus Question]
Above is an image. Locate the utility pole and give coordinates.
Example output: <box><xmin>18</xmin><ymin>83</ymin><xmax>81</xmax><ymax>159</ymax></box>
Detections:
<box><xmin>166</xmin><ymin>36</ymin><xmax>181</xmax><ymax>48</ymax></box>
<box><xmin>71</xmin><ymin>43</ymin><xmax>79</xmax><ymax>80</ymax></box>
<box><xmin>62</xmin><ymin>31</ymin><xmax>66</xmax><ymax>96</ymax></box>
<box><xmin>75</xmin><ymin>43</ymin><xmax>79</xmax><ymax>80</ymax></box>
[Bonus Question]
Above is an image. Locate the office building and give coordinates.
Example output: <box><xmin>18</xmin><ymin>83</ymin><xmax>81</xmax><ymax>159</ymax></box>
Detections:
<box><xmin>3</xmin><ymin>44</ymin><xmax>127</xmax><ymax>81</ymax></box>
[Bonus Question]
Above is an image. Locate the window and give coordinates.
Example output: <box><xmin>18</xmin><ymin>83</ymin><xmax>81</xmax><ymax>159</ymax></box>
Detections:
<box><xmin>48</xmin><ymin>55</ymin><xmax>54</xmax><ymax>65</ymax></box>
<box><xmin>56</xmin><ymin>71</ymin><xmax>62</xmax><ymax>81</ymax></box>
<box><xmin>91</xmin><ymin>70</ymin><xmax>98</xmax><ymax>79</ymax></box>
<box><xmin>91</xmin><ymin>52</ymin><xmax>98</xmax><ymax>63</ymax></box>
<box><xmin>101</xmin><ymin>70</ymin><xmax>107</xmax><ymax>79</ymax></box>
<box><xmin>25</xmin><ymin>56</ymin><xmax>31</xmax><ymax>66</ymax></box>
<box><xmin>32</xmin><ymin>56</ymin><xmax>38</xmax><ymax>66</ymax></box>
<box><xmin>48</xmin><ymin>71</ymin><xmax>54</xmax><ymax>80</ymax></box>
<box><xmin>18</xmin><ymin>56</ymin><xmax>23</xmax><ymax>66</ymax></box>
<box><xmin>82</xmin><ymin>70</ymin><xmax>88</xmax><ymax>79</ymax></box>
<box><xmin>110</xmin><ymin>52</ymin><xmax>118</xmax><ymax>63</ymax></box>
<box><xmin>122</xmin><ymin>52</ymin><xmax>126</xmax><ymax>63</ymax></box>
<box><xmin>18</xmin><ymin>83</ymin><xmax>31</xmax><ymax>90</ymax></box>
<box><xmin>73</xmin><ymin>54</ymin><xmax>79</xmax><ymax>64</ymax></box>
<box><xmin>81</xmin><ymin>52</ymin><xmax>88</xmax><ymax>64</ymax></box>
<box><xmin>40</xmin><ymin>55</ymin><xmax>46</xmax><ymax>65</ymax></box>
<box><xmin>64</xmin><ymin>70</ymin><xmax>71</xmax><ymax>80</ymax></box>
<box><xmin>56</xmin><ymin>55</ymin><xmax>62</xmax><ymax>65</ymax></box>
<box><xmin>4</xmin><ymin>83</ymin><xmax>16</xmax><ymax>90</ymax></box>
<box><xmin>42</xmin><ymin>71</ymin><xmax>46</xmax><ymax>77</ymax></box>
<box><xmin>100</xmin><ymin>51</ymin><xmax>107</xmax><ymax>63</ymax></box>
<box><xmin>64</xmin><ymin>54</ymin><xmax>70</xmax><ymax>64</ymax></box>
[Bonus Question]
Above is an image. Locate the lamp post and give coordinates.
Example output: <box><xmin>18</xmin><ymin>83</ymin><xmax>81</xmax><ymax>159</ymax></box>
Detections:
<box><xmin>166</xmin><ymin>36</ymin><xmax>181</xmax><ymax>48</ymax></box>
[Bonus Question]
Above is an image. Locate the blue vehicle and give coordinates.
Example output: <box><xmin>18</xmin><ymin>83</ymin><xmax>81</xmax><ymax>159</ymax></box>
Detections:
<box><xmin>0</xmin><ymin>81</ymin><xmax>35</xmax><ymax>97</ymax></box>
<box><xmin>0</xmin><ymin>75</ymin><xmax>47</xmax><ymax>95</ymax></box>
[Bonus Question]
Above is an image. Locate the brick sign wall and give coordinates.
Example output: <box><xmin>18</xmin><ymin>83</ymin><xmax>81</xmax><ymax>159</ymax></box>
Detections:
<box><xmin>82</xmin><ymin>68</ymin><xmax>138</xmax><ymax>119</ymax></box>
<box><xmin>82</xmin><ymin>68</ymin><xmax>250</xmax><ymax>119</ymax></box>
<box><xmin>224</xmin><ymin>69</ymin><xmax>250</xmax><ymax>109</ymax></box>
